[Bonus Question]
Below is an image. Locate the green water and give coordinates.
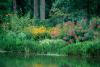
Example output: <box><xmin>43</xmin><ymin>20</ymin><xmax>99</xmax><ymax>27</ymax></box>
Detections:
<box><xmin>0</xmin><ymin>53</ymin><xmax>100</xmax><ymax>67</ymax></box>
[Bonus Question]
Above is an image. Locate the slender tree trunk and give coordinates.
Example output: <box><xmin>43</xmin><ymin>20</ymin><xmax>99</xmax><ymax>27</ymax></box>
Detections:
<box><xmin>40</xmin><ymin>0</ymin><xmax>45</xmax><ymax>20</ymax></box>
<box><xmin>13</xmin><ymin>0</ymin><xmax>17</xmax><ymax>13</ymax></box>
<box><xmin>34</xmin><ymin>0</ymin><xmax>39</xmax><ymax>18</ymax></box>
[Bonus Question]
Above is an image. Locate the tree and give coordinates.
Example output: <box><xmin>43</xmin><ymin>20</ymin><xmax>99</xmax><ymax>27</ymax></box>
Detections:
<box><xmin>34</xmin><ymin>0</ymin><xmax>39</xmax><ymax>18</ymax></box>
<box><xmin>40</xmin><ymin>0</ymin><xmax>45</xmax><ymax>20</ymax></box>
<box><xmin>13</xmin><ymin>0</ymin><xmax>16</xmax><ymax>13</ymax></box>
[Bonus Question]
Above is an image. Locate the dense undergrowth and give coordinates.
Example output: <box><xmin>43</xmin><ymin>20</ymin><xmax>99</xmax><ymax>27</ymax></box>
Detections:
<box><xmin>0</xmin><ymin>14</ymin><xmax>100</xmax><ymax>56</ymax></box>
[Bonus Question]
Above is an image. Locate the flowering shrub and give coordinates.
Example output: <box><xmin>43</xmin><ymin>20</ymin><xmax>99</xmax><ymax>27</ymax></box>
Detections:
<box><xmin>22</xmin><ymin>21</ymin><xmax>94</xmax><ymax>42</ymax></box>
<box><xmin>30</xmin><ymin>26</ymin><xmax>46</xmax><ymax>35</ymax></box>
<box><xmin>48</xmin><ymin>22</ymin><xmax>94</xmax><ymax>44</ymax></box>
<box><xmin>49</xmin><ymin>27</ymin><xmax>61</xmax><ymax>38</ymax></box>
<box><xmin>62</xmin><ymin>29</ymin><xmax>94</xmax><ymax>44</ymax></box>
<box><xmin>24</xmin><ymin>26</ymin><xmax>51</xmax><ymax>40</ymax></box>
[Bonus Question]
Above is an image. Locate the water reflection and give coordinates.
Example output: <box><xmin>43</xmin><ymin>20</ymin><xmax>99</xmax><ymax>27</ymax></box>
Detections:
<box><xmin>0</xmin><ymin>53</ymin><xmax>100</xmax><ymax>67</ymax></box>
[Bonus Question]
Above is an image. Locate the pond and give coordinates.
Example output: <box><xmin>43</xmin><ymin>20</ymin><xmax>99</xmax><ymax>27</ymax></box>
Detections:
<box><xmin>0</xmin><ymin>53</ymin><xmax>100</xmax><ymax>67</ymax></box>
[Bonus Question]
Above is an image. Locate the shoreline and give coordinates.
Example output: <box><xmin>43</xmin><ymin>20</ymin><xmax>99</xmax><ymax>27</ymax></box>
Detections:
<box><xmin>0</xmin><ymin>51</ymin><xmax>100</xmax><ymax>58</ymax></box>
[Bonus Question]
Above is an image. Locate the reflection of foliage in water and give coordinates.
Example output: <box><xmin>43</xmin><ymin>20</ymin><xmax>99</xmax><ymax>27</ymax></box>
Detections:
<box><xmin>0</xmin><ymin>54</ymin><xmax>100</xmax><ymax>67</ymax></box>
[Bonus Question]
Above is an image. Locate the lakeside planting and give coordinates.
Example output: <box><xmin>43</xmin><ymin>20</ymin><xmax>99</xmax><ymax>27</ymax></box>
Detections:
<box><xmin>0</xmin><ymin>15</ymin><xmax>100</xmax><ymax>56</ymax></box>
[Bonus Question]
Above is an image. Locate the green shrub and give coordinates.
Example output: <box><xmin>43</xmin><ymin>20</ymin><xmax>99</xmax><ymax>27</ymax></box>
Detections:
<box><xmin>60</xmin><ymin>39</ymin><xmax>100</xmax><ymax>56</ymax></box>
<box><xmin>9</xmin><ymin>13</ymin><xmax>35</xmax><ymax>32</ymax></box>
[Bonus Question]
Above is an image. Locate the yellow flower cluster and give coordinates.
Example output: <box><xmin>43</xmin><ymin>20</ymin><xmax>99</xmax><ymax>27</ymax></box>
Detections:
<box><xmin>32</xmin><ymin>27</ymin><xmax>46</xmax><ymax>35</ymax></box>
<box><xmin>26</xmin><ymin>26</ymin><xmax>47</xmax><ymax>35</ymax></box>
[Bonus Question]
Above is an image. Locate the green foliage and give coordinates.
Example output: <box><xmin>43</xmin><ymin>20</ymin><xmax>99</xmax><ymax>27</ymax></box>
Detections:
<box><xmin>0</xmin><ymin>31</ymin><xmax>38</xmax><ymax>52</ymax></box>
<box><xmin>0</xmin><ymin>30</ymin><xmax>99</xmax><ymax>57</ymax></box>
<box><xmin>51</xmin><ymin>0</ymin><xmax>86</xmax><ymax>17</ymax></box>
<box><xmin>0</xmin><ymin>0</ymin><xmax>12</xmax><ymax>23</ymax></box>
<box><xmin>38</xmin><ymin>39</ymin><xmax>66</xmax><ymax>53</ymax></box>
<box><xmin>60</xmin><ymin>39</ymin><xmax>100</xmax><ymax>56</ymax></box>
<box><xmin>50</xmin><ymin>0</ymin><xmax>100</xmax><ymax>23</ymax></box>
<box><xmin>0</xmin><ymin>0</ymin><xmax>99</xmax><ymax>57</ymax></box>
<box><xmin>0</xmin><ymin>34</ymin><xmax>66</xmax><ymax>54</ymax></box>
<box><xmin>0</xmin><ymin>30</ymin><xmax>66</xmax><ymax>53</ymax></box>
<box><xmin>10</xmin><ymin>13</ymin><xmax>34</xmax><ymax>31</ymax></box>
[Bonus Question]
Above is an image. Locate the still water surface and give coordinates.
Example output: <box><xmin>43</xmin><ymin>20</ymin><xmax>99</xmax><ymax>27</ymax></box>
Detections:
<box><xmin>0</xmin><ymin>53</ymin><xmax>100</xmax><ymax>67</ymax></box>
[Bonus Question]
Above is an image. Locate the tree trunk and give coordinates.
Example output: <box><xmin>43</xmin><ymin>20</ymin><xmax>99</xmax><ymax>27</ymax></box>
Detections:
<box><xmin>34</xmin><ymin>0</ymin><xmax>39</xmax><ymax>18</ymax></box>
<box><xmin>13</xmin><ymin>0</ymin><xmax>17</xmax><ymax>13</ymax></box>
<box><xmin>40</xmin><ymin>0</ymin><xmax>45</xmax><ymax>20</ymax></box>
